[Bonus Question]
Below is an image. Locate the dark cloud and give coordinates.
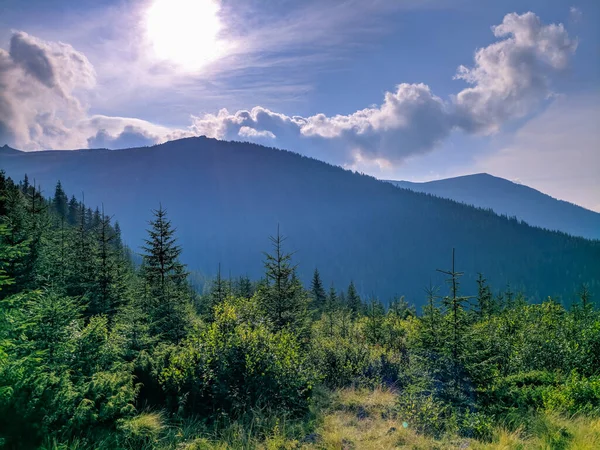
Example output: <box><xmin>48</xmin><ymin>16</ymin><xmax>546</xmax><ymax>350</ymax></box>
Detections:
<box><xmin>9</xmin><ymin>32</ymin><xmax>57</xmax><ymax>89</ymax></box>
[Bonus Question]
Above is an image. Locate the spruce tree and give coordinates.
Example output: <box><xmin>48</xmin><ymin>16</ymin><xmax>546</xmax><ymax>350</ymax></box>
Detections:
<box><xmin>346</xmin><ymin>281</ymin><xmax>362</xmax><ymax>317</ymax></box>
<box><xmin>235</xmin><ymin>275</ymin><xmax>253</xmax><ymax>299</ymax></box>
<box><xmin>259</xmin><ymin>226</ymin><xmax>309</xmax><ymax>333</ymax></box>
<box><xmin>310</xmin><ymin>268</ymin><xmax>327</xmax><ymax>312</ymax></box>
<box><xmin>437</xmin><ymin>248</ymin><xmax>472</xmax><ymax>397</ymax></box>
<box><xmin>208</xmin><ymin>263</ymin><xmax>228</xmax><ymax>313</ymax></box>
<box><xmin>324</xmin><ymin>284</ymin><xmax>338</xmax><ymax>337</ymax></box>
<box><xmin>141</xmin><ymin>205</ymin><xmax>191</xmax><ymax>342</ymax></box>
<box><xmin>52</xmin><ymin>181</ymin><xmax>68</xmax><ymax>219</ymax></box>
<box><xmin>475</xmin><ymin>273</ymin><xmax>493</xmax><ymax>319</ymax></box>
<box><xmin>67</xmin><ymin>195</ymin><xmax>79</xmax><ymax>225</ymax></box>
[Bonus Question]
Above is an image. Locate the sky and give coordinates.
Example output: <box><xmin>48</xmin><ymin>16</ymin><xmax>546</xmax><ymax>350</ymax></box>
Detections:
<box><xmin>0</xmin><ymin>0</ymin><xmax>598</xmax><ymax>211</ymax></box>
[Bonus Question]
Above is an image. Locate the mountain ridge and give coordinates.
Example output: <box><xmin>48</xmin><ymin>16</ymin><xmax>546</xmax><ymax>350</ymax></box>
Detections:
<box><xmin>1</xmin><ymin>137</ymin><xmax>598</xmax><ymax>303</ymax></box>
<box><xmin>387</xmin><ymin>173</ymin><xmax>600</xmax><ymax>240</ymax></box>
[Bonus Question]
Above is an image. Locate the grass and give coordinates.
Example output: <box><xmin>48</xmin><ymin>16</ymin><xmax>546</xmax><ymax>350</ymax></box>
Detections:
<box><xmin>41</xmin><ymin>388</ymin><xmax>600</xmax><ymax>449</ymax></box>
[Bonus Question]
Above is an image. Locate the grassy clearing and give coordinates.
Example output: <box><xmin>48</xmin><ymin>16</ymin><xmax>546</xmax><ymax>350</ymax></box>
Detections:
<box><xmin>40</xmin><ymin>387</ymin><xmax>600</xmax><ymax>449</ymax></box>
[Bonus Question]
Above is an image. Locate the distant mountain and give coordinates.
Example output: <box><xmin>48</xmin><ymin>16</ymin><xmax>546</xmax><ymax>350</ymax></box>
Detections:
<box><xmin>1</xmin><ymin>138</ymin><xmax>599</xmax><ymax>305</ymax></box>
<box><xmin>387</xmin><ymin>174</ymin><xmax>600</xmax><ymax>241</ymax></box>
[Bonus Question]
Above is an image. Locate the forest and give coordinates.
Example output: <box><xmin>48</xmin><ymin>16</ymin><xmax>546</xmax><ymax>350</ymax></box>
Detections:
<box><xmin>1</xmin><ymin>170</ymin><xmax>599</xmax><ymax>449</ymax></box>
<box><xmin>2</xmin><ymin>138</ymin><xmax>599</xmax><ymax>304</ymax></box>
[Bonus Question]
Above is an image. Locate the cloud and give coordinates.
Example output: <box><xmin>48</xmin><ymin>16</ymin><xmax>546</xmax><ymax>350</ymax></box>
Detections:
<box><xmin>0</xmin><ymin>12</ymin><xmax>579</xmax><ymax>168</ymax></box>
<box><xmin>187</xmin><ymin>12</ymin><xmax>577</xmax><ymax>166</ymax></box>
<box><xmin>0</xmin><ymin>32</ymin><xmax>189</xmax><ymax>150</ymax></box>
<box><xmin>0</xmin><ymin>31</ymin><xmax>96</xmax><ymax>150</ymax></box>
<box><xmin>238</xmin><ymin>126</ymin><xmax>276</xmax><ymax>139</ymax></box>
<box><xmin>87</xmin><ymin>126</ymin><xmax>158</xmax><ymax>149</ymax></box>
<box><xmin>454</xmin><ymin>12</ymin><xmax>577</xmax><ymax>134</ymax></box>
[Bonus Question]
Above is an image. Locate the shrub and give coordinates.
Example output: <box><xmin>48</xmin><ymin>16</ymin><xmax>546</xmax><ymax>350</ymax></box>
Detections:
<box><xmin>543</xmin><ymin>372</ymin><xmax>600</xmax><ymax>415</ymax></box>
<box><xmin>158</xmin><ymin>300</ymin><xmax>317</xmax><ymax>417</ymax></box>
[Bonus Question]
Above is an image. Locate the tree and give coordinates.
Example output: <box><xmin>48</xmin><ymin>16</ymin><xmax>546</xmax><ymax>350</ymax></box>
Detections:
<box><xmin>141</xmin><ymin>205</ymin><xmax>191</xmax><ymax>342</ymax></box>
<box><xmin>475</xmin><ymin>273</ymin><xmax>493</xmax><ymax>319</ymax></box>
<box><xmin>52</xmin><ymin>181</ymin><xmax>68</xmax><ymax>219</ymax></box>
<box><xmin>259</xmin><ymin>226</ymin><xmax>309</xmax><ymax>333</ymax></box>
<box><xmin>324</xmin><ymin>284</ymin><xmax>338</xmax><ymax>337</ymax></box>
<box><xmin>436</xmin><ymin>248</ymin><xmax>472</xmax><ymax>396</ymax></box>
<box><xmin>310</xmin><ymin>268</ymin><xmax>327</xmax><ymax>312</ymax></box>
<box><xmin>346</xmin><ymin>281</ymin><xmax>362</xmax><ymax>317</ymax></box>
<box><xmin>67</xmin><ymin>195</ymin><xmax>79</xmax><ymax>225</ymax></box>
<box><xmin>235</xmin><ymin>275</ymin><xmax>253</xmax><ymax>299</ymax></box>
<box><xmin>89</xmin><ymin>207</ymin><xmax>128</xmax><ymax>316</ymax></box>
<box><xmin>208</xmin><ymin>263</ymin><xmax>228</xmax><ymax>314</ymax></box>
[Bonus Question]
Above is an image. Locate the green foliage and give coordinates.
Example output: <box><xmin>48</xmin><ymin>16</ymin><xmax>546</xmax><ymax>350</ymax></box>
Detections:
<box><xmin>1</xmin><ymin>172</ymin><xmax>599</xmax><ymax>448</ymax></box>
<box><xmin>157</xmin><ymin>299</ymin><xmax>317</xmax><ymax>417</ymax></box>
<box><xmin>543</xmin><ymin>372</ymin><xmax>600</xmax><ymax>415</ymax></box>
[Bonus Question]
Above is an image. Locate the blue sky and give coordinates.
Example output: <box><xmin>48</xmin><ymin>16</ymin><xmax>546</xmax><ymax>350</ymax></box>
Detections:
<box><xmin>0</xmin><ymin>0</ymin><xmax>598</xmax><ymax>210</ymax></box>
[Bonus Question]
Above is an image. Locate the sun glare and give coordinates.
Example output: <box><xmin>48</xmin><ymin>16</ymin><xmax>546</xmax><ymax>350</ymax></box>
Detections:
<box><xmin>145</xmin><ymin>0</ymin><xmax>226</xmax><ymax>71</ymax></box>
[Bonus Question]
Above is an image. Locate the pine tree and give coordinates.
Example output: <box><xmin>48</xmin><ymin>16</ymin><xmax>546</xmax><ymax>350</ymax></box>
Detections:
<box><xmin>21</xmin><ymin>174</ymin><xmax>29</xmax><ymax>193</ymax></box>
<box><xmin>89</xmin><ymin>207</ymin><xmax>127</xmax><ymax>316</ymax></box>
<box><xmin>141</xmin><ymin>205</ymin><xmax>191</xmax><ymax>342</ymax></box>
<box><xmin>68</xmin><ymin>199</ymin><xmax>95</xmax><ymax>300</ymax></box>
<box><xmin>235</xmin><ymin>275</ymin><xmax>253</xmax><ymax>299</ymax></box>
<box><xmin>67</xmin><ymin>195</ymin><xmax>79</xmax><ymax>225</ymax></box>
<box><xmin>475</xmin><ymin>273</ymin><xmax>493</xmax><ymax>319</ymax></box>
<box><xmin>437</xmin><ymin>248</ymin><xmax>472</xmax><ymax>396</ymax></box>
<box><xmin>346</xmin><ymin>281</ymin><xmax>362</xmax><ymax>317</ymax></box>
<box><xmin>310</xmin><ymin>268</ymin><xmax>327</xmax><ymax>312</ymax></box>
<box><xmin>324</xmin><ymin>284</ymin><xmax>338</xmax><ymax>337</ymax></box>
<box><xmin>259</xmin><ymin>226</ymin><xmax>309</xmax><ymax>333</ymax></box>
<box><xmin>113</xmin><ymin>221</ymin><xmax>123</xmax><ymax>251</ymax></box>
<box><xmin>209</xmin><ymin>263</ymin><xmax>228</xmax><ymax>313</ymax></box>
<box><xmin>52</xmin><ymin>181</ymin><xmax>68</xmax><ymax>219</ymax></box>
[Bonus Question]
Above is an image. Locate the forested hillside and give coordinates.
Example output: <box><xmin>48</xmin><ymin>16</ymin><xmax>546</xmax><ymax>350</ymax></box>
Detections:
<box><xmin>388</xmin><ymin>174</ymin><xmax>600</xmax><ymax>240</ymax></box>
<box><xmin>1</xmin><ymin>138</ymin><xmax>599</xmax><ymax>304</ymax></box>
<box><xmin>1</xmin><ymin>170</ymin><xmax>600</xmax><ymax>449</ymax></box>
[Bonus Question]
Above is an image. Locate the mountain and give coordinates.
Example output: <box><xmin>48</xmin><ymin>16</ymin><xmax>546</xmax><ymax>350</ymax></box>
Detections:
<box><xmin>1</xmin><ymin>138</ymin><xmax>599</xmax><ymax>304</ymax></box>
<box><xmin>387</xmin><ymin>174</ymin><xmax>600</xmax><ymax>240</ymax></box>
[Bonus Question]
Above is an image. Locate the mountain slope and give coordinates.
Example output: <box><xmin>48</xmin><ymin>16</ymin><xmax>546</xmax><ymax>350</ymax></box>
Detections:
<box><xmin>387</xmin><ymin>174</ymin><xmax>600</xmax><ymax>240</ymax></box>
<box><xmin>1</xmin><ymin>138</ymin><xmax>599</xmax><ymax>304</ymax></box>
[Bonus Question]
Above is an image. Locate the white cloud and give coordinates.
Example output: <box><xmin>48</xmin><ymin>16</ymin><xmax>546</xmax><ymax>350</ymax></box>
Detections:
<box><xmin>0</xmin><ymin>12</ymin><xmax>581</xmax><ymax>169</ymax></box>
<box><xmin>0</xmin><ymin>31</ymin><xmax>96</xmax><ymax>150</ymax></box>
<box><xmin>453</xmin><ymin>12</ymin><xmax>577</xmax><ymax>134</ymax></box>
<box><xmin>187</xmin><ymin>12</ymin><xmax>577</xmax><ymax>165</ymax></box>
<box><xmin>238</xmin><ymin>126</ymin><xmax>275</xmax><ymax>139</ymax></box>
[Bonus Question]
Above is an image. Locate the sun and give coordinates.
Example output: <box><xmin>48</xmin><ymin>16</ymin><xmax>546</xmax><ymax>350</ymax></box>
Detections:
<box><xmin>145</xmin><ymin>0</ymin><xmax>226</xmax><ymax>71</ymax></box>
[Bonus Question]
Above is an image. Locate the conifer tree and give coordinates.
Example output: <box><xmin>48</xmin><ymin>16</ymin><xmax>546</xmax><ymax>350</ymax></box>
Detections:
<box><xmin>437</xmin><ymin>248</ymin><xmax>472</xmax><ymax>396</ymax></box>
<box><xmin>310</xmin><ymin>268</ymin><xmax>327</xmax><ymax>312</ymax></box>
<box><xmin>324</xmin><ymin>284</ymin><xmax>338</xmax><ymax>337</ymax></box>
<box><xmin>259</xmin><ymin>226</ymin><xmax>309</xmax><ymax>333</ymax></box>
<box><xmin>235</xmin><ymin>275</ymin><xmax>253</xmax><ymax>299</ymax></box>
<box><xmin>475</xmin><ymin>273</ymin><xmax>493</xmax><ymax>319</ymax></box>
<box><xmin>52</xmin><ymin>181</ymin><xmax>68</xmax><ymax>219</ymax></box>
<box><xmin>346</xmin><ymin>281</ymin><xmax>362</xmax><ymax>317</ymax></box>
<box><xmin>67</xmin><ymin>195</ymin><xmax>79</xmax><ymax>225</ymax></box>
<box><xmin>209</xmin><ymin>263</ymin><xmax>228</xmax><ymax>313</ymax></box>
<box><xmin>141</xmin><ymin>205</ymin><xmax>191</xmax><ymax>342</ymax></box>
<box><xmin>89</xmin><ymin>208</ymin><xmax>128</xmax><ymax>316</ymax></box>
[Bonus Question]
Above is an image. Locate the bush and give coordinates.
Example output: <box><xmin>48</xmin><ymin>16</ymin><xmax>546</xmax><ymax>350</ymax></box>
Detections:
<box><xmin>543</xmin><ymin>372</ymin><xmax>600</xmax><ymax>415</ymax></box>
<box><xmin>157</xmin><ymin>300</ymin><xmax>317</xmax><ymax>417</ymax></box>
